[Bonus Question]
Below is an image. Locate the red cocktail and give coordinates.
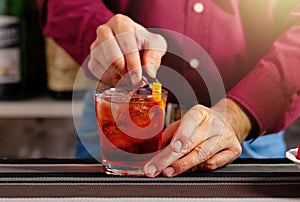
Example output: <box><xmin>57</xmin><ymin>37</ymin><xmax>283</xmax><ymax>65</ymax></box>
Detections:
<box><xmin>95</xmin><ymin>87</ymin><xmax>167</xmax><ymax>176</ymax></box>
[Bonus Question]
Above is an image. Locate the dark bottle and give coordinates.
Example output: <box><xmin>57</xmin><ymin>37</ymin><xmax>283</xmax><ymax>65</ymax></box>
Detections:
<box><xmin>0</xmin><ymin>0</ymin><xmax>46</xmax><ymax>100</ymax></box>
<box><xmin>0</xmin><ymin>0</ymin><xmax>24</xmax><ymax>100</ymax></box>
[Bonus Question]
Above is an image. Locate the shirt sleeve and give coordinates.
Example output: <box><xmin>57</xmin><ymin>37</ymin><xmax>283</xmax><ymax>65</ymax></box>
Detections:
<box><xmin>227</xmin><ymin>6</ymin><xmax>300</xmax><ymax>136</ymax></box>
<box><xmin>39</xmin><ymin>0</ymin><xmax>115</xmax><ymax>78</ymax></box>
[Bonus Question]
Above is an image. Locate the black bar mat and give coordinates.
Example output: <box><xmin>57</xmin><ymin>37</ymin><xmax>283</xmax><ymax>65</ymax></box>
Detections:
<box><xmin>0</xmin><ymin>158</ymin><xmax>299</xmax><ymax>198</ymax></box>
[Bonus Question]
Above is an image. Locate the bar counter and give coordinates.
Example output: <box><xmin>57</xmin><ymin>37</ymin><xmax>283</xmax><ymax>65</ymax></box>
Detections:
<box><xmin>0</xmin><ymin>158</ymin><xmax>299</xmax><ymax>201</ymax></box>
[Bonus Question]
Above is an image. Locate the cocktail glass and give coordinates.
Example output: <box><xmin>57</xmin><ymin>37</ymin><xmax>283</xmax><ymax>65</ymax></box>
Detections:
<box><xmin>94</xmin><ymin>87</ymin><xmax>167</xmax><ymax>176</ymax></box>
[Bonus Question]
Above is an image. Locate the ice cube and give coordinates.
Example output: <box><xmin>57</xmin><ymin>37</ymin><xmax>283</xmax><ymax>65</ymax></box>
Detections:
<box><xmin>135</xmin><ymin>85</ymin><xmax>152</xmax><ymax>95</ymax></box>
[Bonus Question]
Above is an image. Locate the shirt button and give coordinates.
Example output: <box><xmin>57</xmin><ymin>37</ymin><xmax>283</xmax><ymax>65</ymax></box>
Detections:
<box><xmin>193</xmin><ymin>2</ymin><xmax>204</xmax><ymax>13</ymax></box>
<box><xmin>189</xmin><ymin>58</ymin><xmax>200</xmax><ymax>69</ymax></box>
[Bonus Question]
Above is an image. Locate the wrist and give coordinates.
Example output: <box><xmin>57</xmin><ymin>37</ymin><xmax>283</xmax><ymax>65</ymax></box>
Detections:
<box><xmin>213</xmin><ymin>98</ymin><xmax>252</xmax><ymax>143</ymax></box>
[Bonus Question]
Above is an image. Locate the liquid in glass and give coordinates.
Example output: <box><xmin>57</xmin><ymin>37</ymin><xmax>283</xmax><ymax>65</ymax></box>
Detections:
<box><xmin>95</xmin><ymin>87</ymin><xmax>167</xmax><ymax>176</ymax></box>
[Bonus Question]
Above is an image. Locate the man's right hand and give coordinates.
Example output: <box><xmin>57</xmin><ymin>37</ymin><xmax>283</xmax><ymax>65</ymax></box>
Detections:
<box><xmin>89</xmin><ymin>14</ymin><xmax>167</xmax><ymax>86</ymax></box>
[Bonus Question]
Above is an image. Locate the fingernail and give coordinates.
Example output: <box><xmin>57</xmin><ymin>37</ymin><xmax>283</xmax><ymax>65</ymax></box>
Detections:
<box><xmin>147</xmin><ymin>65</ymin><xmax>157</xmax><ymax>78</ymax></box>
<box><xmin>130</xmin><ymin>72</ymin><xmax>140</xmax><ymax>85</ymax></box>
<box><xmin>164</xmin><ymin>167</ymin><xmax>175</xmax><ymax>177</ymax></box>
<box><xmin>146</xmin><ymin>165</ymin><xmax>157</xmax><ymax>176</ymax></box>
<box><xmin>173</xmin><ymin>140</ymin><xmax>182</xmax><ymax>153</ymax></box>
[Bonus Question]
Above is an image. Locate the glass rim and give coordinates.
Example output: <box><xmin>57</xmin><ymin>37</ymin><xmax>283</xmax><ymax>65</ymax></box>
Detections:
<box><xmin>94</xmin><ymin>86</ymin><xmax>168</xmax><ymax>99</ymax></box>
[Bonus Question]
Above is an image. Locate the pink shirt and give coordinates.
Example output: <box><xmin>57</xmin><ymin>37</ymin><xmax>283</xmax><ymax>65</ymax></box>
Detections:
<box><xmin>40</xmin><ymin>0</ymin><xmax>300</xmax><ymax>136</ymax></box>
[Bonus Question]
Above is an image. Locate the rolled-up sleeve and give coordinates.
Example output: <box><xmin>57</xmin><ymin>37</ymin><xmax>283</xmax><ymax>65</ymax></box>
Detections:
<box><xmin>40</xmin><ymin>0</ymin><xmax>114</xmax><ymax>65</ymax></box>
<box><xmin>227</xmin><ymin>6</ymin><xmax>300</xmax><ymax>135</ymax></box>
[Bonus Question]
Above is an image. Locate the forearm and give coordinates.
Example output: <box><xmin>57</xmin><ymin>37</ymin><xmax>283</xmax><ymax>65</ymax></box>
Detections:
<box><xmin>227</xmin><ymin>21</ymin><xmax>300</xmax><ymax>135</ymax></box>
<box><xmin>212</xmin><ymin>98</ymin><xmax>253</xmax><ymax>143</ymax></box>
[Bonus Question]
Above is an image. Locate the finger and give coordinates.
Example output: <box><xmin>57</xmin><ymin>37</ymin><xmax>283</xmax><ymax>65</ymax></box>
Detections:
<box><xmin>108</xmin><ymin>15</ymin><xmax>143</xmax><ymax>85</ymax></box>
<box><xmin>89</xmin><ymin>56</ymin><xmax>122</xmax><ymax>86</ymax></box>
<box><xmin>140</xmin><ymin>32</ymin><xmax>167</xmax><ymax>78</ymax></box>
<box><xmin>162</xmin><ymin>135</ymin><xmax>222</xmax><ymax>177</ymax></box>
<box><xmin>163</xmin><ymin>135</ymin><xmax>242</xmax><ymax>177</ymax></box>
<box><xmin>100</xmin><ymin>40</ymin><xmax>126</xmax><ymax>76</ymax></box>
<box><xmin>170</xmin><ymin>105</ymin><xmax>208</xmax><ymax>154</ymax></box>
<box><xmin>90</xmin><ymin>25</ymin><xmax>126</xmax><ymax>78</ymax></box>
<box><xmin>196</xmin><ymin>149</ymin><xmax>240</xmax><ymax>171</ymax></box>
<box><xmin>144</xmin><ymin>106</ymin><xmax>208</xmax><ymax>178</ymax></box>
<box><xmin>88</xmin><ymin>56</ymin><xmax>105</xmax><ymax>80</ymax></box>
<box><xmin>144</xmin><ymin>144</ymin><xmax>183</xmax><ymax>177</ymax></box>
<box><xmin>161</xmin><ymin>120</ymin><xmax>180</xmax><ymax>148</ymax></box>
<box><xmin>142</xmin><ymin>50</ymin><xmax>161</xmax><ymax>78</ymax></box>
<box><xmin>116</xmin><ymin>33</ymin><xmax>141</xmax><ymax>85</ymax></box>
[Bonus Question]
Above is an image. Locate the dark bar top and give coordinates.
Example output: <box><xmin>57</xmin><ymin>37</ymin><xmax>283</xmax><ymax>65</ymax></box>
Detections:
<box><xmin>0</xmin><ymin>158</ymin><xmax>299</xmax><ymax>199</ymax></box>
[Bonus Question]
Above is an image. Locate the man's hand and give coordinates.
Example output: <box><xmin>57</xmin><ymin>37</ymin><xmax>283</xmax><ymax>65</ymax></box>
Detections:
<box><xmin>89</xmin><ymin>14</ymin><xmax>167</xmax><ymax>86</ymax></box>
<box><xmin>144</xmin><ymin>98</ymin><xmax>252</xmax><ymax>177</ymax></box>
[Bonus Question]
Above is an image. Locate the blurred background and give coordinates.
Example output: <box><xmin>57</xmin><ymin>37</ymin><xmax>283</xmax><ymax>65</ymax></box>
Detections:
<box><xmin>0</xmin><ymin>0</ymin><xmax>299</xmax><ymax>160</ymax></box>
<box><xmin>0</xmin><ymin>0</ymin><xmax>86</xmax><ymax>159</ymax></box>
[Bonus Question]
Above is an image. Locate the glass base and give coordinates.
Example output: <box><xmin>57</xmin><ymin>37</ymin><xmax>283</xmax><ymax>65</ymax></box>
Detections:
<box><xmin>103</xmin><ymin>163</ymin><xmax>145</xmax><ymax>176</ymax></box>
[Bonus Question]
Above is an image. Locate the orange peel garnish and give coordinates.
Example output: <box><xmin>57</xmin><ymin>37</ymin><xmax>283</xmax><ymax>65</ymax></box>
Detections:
<box><xmin>152</xmin><ymin>82</ymin><xmax>162</xmax><ymax>102</ymax></box>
